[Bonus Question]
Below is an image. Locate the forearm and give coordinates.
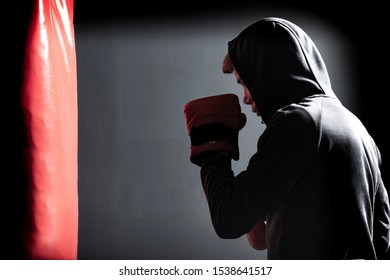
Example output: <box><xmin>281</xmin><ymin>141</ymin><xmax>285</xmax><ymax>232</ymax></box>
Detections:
<box><xmin>200</xmin><ymin>152</ymin><xmax>259</xmax><ymax>239</ymax></box>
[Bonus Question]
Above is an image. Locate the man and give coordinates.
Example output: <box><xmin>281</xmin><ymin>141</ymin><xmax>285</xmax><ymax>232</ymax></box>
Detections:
<box><xmin>184</xmin><ymin>17</ymin><xmax>390</xmax><ymax>259</ymax></box>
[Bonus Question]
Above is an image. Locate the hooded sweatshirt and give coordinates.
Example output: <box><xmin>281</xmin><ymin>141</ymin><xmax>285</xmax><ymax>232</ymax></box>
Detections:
<box><xmin>200</xmin><ymin>17</ymin><xmax>390</xmax><ymax>259</ymax></box>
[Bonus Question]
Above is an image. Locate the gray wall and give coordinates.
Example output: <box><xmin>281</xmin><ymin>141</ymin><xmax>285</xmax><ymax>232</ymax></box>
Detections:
<box><xmin>75</xmin><ymin>8</ymin><xmax>356</xmax><ymax>259</ymax></box>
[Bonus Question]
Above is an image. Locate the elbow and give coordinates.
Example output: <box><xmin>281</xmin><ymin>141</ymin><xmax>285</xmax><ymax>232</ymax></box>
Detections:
<box><xmin>215</xmin><ymin>228</ymin><xmax>242</xmax><ymax>239</ymax></box>
<box><xmin>212</xmin><ymin>220</ymin><xmax>247</xmax><ymax>239</ymax></box>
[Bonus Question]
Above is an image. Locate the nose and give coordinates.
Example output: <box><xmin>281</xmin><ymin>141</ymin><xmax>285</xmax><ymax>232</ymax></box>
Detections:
<box><xmin>243</xmin><ymin>94</ymin><xmax>252</xmax><ymax>105</ymax></box>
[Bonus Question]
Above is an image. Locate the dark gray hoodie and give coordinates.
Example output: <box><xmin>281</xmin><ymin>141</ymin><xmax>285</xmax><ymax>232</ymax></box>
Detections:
<box><xmin>200</xmin><ymin>17</ymin><xmax>390</xmax><ymax>259</ymax></box>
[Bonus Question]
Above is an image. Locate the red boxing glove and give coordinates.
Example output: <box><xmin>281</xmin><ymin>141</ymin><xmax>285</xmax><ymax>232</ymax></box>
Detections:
<box><xmin>184</xmin><ymin>93</ymin><xmax>247</xmax><ymax>166</ymax></box>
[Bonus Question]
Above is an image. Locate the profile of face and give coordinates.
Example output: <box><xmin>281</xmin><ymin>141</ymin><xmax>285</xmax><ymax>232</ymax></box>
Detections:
<box><xmin>233</xmin><ymin>69</ymin><xmax>260</xmax><ymax>117</ymax></box>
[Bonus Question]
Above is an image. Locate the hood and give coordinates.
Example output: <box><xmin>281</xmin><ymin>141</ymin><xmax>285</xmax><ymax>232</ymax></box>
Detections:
<box><xmin>228</xmin><ymin>17</ymin><xmax>335</xmax><ymax>125</ymax></box>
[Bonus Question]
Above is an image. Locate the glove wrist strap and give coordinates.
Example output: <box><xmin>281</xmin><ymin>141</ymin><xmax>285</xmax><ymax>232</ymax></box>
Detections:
<box><xmin>190</xmin><ymin>123</ymin><xmax>238</xmax><ymax>146</ymax></box>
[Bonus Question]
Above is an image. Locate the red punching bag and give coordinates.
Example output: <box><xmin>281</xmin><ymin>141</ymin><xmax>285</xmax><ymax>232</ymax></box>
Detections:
<box><xmin>20</xmin><ymin>0</ymin><xmax>78</xmax><ymax>259</ymax></box>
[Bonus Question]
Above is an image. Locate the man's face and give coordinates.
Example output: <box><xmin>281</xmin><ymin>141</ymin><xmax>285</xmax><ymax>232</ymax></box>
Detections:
<box><xmin>233</xmin><ymin>69</ymin><xmax>260</xmax><ymax>117</ymax></box>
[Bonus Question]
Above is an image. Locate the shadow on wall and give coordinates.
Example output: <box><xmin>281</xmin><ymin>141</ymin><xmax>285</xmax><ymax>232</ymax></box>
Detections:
<box><xmin>75</xmin><ymin>7</ymin><xmax>358</xmax><ymax>259</ymax></box>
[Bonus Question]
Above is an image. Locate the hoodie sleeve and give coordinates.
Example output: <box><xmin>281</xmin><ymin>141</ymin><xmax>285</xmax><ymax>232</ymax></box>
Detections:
<box><xmin>201</xmin><ymin>152</ymin><xmax>261</xmax><ymax>238</ymax></box>
<box><xmin>200</xmin><ymin>104</ymin><xmax>318</xmax><ymax>238</ymax></box>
